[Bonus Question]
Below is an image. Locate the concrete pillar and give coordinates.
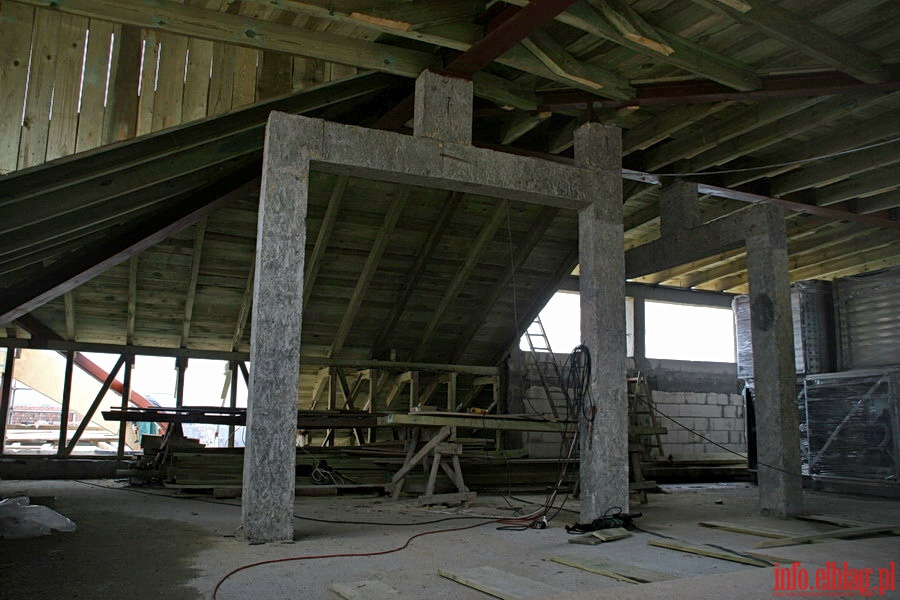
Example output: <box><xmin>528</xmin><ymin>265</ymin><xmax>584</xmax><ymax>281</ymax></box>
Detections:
<box><xmin>659</xmin><ymin>179</ymin><xmax>700</xmax><ymax>240</ymax></box>
<box><xmin>745</xmin><ymin>203</ymin><xmax>803</xmax><ymax>517</ymax></box>
<box><xmin>414</xmin><ymin>70</ymin><xmax>473</xmax><ymax>145</ymax></box>
<box><xmin>575</xmin><ymin>123</ymin><xmax>629</xmax><ymax>520</ymax></box>
<box><xmin>242</xmin><ymin>121</ymin><xmax>309</xmax><ymax>542</ymax></box>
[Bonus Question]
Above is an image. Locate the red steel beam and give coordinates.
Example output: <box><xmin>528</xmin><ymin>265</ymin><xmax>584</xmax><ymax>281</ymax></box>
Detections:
<box><xmin>375</xmin><ymin>0</ymin><xmax>577</xmax><ymax>129</ymax></box>
<box><xmin>445</xmin><ymin>0</ymin><xmax>578</xmax><ymax>76</ymax></box>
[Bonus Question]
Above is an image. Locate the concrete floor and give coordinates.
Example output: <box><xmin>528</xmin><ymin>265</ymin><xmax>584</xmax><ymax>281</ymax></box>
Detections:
<box><xmin>1</xmin><ymin>480</ymin><xmax>898</xmax><ymax>600</ymax></box>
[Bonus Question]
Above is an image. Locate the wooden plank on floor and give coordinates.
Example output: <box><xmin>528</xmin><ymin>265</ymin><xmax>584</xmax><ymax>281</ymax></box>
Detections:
<box><xmin>331</xmin><ymin>580</ymin><xmax>407</xmax><ymax>600</ymax></box>
<box><xmin>551</xmin><ymin>555</ymin><xmax>678</xmax><ymax>584</ymax></box>
<box><xmin>648</xmin><ymin>539</ymin><xmax>771</xmax><ymax>567</ymax></box>
<box><xmin>0</xmin><ymin>2</ymin><xmax>35</xmax><ymax>174</ymax></box>
<box><xmin>755</xmin><ymin>524</ymin><xmax>900</xmax><ymax>549</ymax></box>
<box><xmin>437</xmin><ymin>566</ymin><xmax>562</xmax><ymax>600</ymax></box>
<box><xmin>796</xmin><ymin>514</ymin><xmax>879</xmax><ymax>528</ymax></box>
<box><xmin>699</xmin><ymin>521</ymin><xmax>795</xmax><ymax>539</ymax></box>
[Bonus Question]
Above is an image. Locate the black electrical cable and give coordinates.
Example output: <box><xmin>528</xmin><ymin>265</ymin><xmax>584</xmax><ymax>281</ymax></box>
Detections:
<box><xmin>630</xmin><ymin>394</ymin><xmax>805</xmax><ymax>479</ymax></box>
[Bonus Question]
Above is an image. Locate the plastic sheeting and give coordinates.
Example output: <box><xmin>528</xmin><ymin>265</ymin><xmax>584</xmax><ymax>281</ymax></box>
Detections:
<box><xmin>0</xmin><ymin>496</ymin><xmax>77</xmax><ymax>539</ymax></box>
<box><xmin>734</xmin><ymin>280</ymin><xmax>835</xmax><ymax>380</ymax></box>
<box><xmin>835</xmin><ymin>267</ymin><xmax>900</xmax><ymax>370</ymax></box>
<box><xmin>801</xmin><ymin>368</ymin><xmax>899</xmax><ymax>484</ymax></box>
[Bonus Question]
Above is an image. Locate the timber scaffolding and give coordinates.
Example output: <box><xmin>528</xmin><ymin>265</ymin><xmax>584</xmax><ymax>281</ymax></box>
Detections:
<box><xmin>101</xmin><ymin>366</ymin><xmax>685</xmax><ymax>503</ymax></box>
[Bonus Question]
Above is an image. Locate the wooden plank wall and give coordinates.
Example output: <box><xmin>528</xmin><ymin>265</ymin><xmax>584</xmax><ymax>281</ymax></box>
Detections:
<box><xmin>0</xmin><ymin>1</ymin><xmax>358</xmax><ymax>175</ymax></box>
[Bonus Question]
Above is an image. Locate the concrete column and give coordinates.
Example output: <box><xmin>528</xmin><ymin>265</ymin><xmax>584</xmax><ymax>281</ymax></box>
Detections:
<box><xmin>575</xmin><ymin>123</ymin><xmax>629</xmax><ymax>520</ymax></box>
<box><xmin>745</xmin><ymin>203</ymin><xmax>803</xmax><ymax>517</ymax></box>
<box><xmin>242</xmin><ymin>119</ymin><xmax>309</xmax><ymax>542</ymax></box>
<box><xmin>659</xmin><ymin>179</ymin><xmax>700</xmax><ymax>240</ymax></box>
<box><xmin>414</xmin><ymin>70</ymin><xmax>473</xmax><ymax>145</ymax></box>
<box><xmin>0</xmin><ymin>348</ymin><xmax>14</xmax><ymax>454</ymax></box>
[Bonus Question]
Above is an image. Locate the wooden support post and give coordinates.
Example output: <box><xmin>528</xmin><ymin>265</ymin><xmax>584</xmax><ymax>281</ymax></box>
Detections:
<box><xmin>447</xmin><ymin>372</ymin><xmax>457</xmax><ymax>411</ymax></box>
<box><xmin>409</xmin><ymin>371</ymin><xmax>420</xmax><ymax>410</ymax></box>
<box><xmin>175</xmin><ymin>356</ymin><xmax>188</xmax><ymax>408</ymax></box>
<box><xmin>57</xmin><ymin>350</ymin><xmax>75</xmax><ymax>455</ymax></box>
<box><xmin>391</xmin><ymin>425</ymin><xmax>450</xmax><ymax>498</ymax></box>
<box><xmin>0</xmin><ymin>348</ymin><xmax>16</xmax><ymax>454</ymax></box>
<box><xmin>64</xmin><ymin>355</ymin><xmax>126</xmax><ymax>456</ymax></box>
<box><xmin>117</xmin><ymin>355</ymin><xmax>134</xmax><ymax>457</ymax></box>
<box><xmin>228</xmin><ymin>360</ymin><xmax>238</xmax><ymax>449</ymax></box>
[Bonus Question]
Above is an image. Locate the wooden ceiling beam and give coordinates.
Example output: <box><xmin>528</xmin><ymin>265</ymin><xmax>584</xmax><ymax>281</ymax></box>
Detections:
<box><xmin>771</xmin><ymin>140</ymin><xmax>900</xmax><ymax>197</ymax></box>
<box><xmin>63</xmin><ymin>291</ymin><xmax>76</xmax><ymax>342</ymax></box>
<box><xmin>676</xmin><ymin>94</ymin><xmax>896</xmax><ymax>175</ymax></box>
<box><xmin>180</xmin><ymin>219</ymin><xmax>207</xmax><ymax>348</ymax></box>
<box><xmin>622</xmin><ymin>102</ymin><xmax>735</xmax><ymax>155</ymax></box>
<box><xmin>722</xmin><ymin>100</ymin><xmax>900</xmax><ymax>188</ymax></box>
<box><xmin>230</xmin><ymin>258</ymin><xmax>254</xmax><ymax>353</ymax></box>
<box><xmin>304</xmin><ymin>176</ymin><xmax>348</xmax><ymax>307</ymax></box>
<box><xmin>329</xmin><ymin>187</ymin><xmax>410</xmax><ymax>358</ymax></box>
<box><xmin>500</xmin><ymin>111</ymin><xmax>552</xmax><ymax>145</ymax></box>
<box><xmin>522</xmin><ymin>29</ymin><xmax>632</xmax><ymax>96</ymax></box>
<box><xmin>540</xmin><ymin>71</ymin><xmax>900</xmax><ymax>110</ymax></box>
<box><xmin>0</xmin><ymin>154</ymin><xmax>255</xmax><ymax>249</ymax></box>
<box><xmin>372</xmin><ymin>191</ymin><xmax>463</xmax><ymax>358</ymax></box>
<box><xmin>451</xmin><ymin>206</ymin><xmax>561</xmax><ymax>363</ymax></box>
<box><xmin>12</xmin><ymin>0</ymin><xmax>436</xmax><ymax>77</ymax></box>
<box><xmin>690</xmin><ymin>0</ymin><xmax>889</xmax><ymax>84</ymax></box>
<box><xmin>687</xmin><ymin>222</ymin><xmax>871</xmax><ymax>289</ymax></box>
<box><xmin>491</xmin><ymin>245</ymin><xmax>579</xmax><ymax>365</ymax></box>
<box><xmin>854</xmin><ymin>190</ymin><xmax>900</xmax><ymax>214</ymax></box>
<box><xmin>505</xmin><ymin>0</ymin><xmax>760</xmax><ymax>91</ymax></box>
<box><xmin>810</xmin><ymin>167</ymin><xmax>899</xmax><ymax>207</ymax></box>
<box><xmin>443</xmin><ymin>0</ymin><xmax>578</xmax><ymax>76</ymax></box>
<box><xmin>0</xmin><ymin>72</ymin><xmax>397</xmax><ymax>209</ymax></box>
<box><xmin>725</xmin><ymin>242</ymin><xmax>900</xmax><ymax>294</ymax></box>
<box><xmin>642</xmin><ymin>97</ymin><xmax>826</xmax><ymax>171</ymax></box>
<box><xmin>414</xmin><ymin>201</ymin><xmax>508</xmax><ymax>360</ymax></box>
<box><xmin>701</xmin><ymin>226</ymin><xmax>899</xmax><ymax>292</ymax></box>
<box><xmin>126</xmin><ymin>258</ymin><xmax>137</xmax><ymax>346</ymax></box>
<box><xmin>0</xmin><ymin>176</ymin><xmax>259</xmax><ymax>325</ymax></box>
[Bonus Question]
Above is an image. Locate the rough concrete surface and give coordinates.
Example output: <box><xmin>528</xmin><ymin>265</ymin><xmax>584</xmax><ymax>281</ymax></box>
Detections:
<box><xmin>1</xmin><ymin>480</ymin><xmax>898</xmax><ymax>600</ymax></box>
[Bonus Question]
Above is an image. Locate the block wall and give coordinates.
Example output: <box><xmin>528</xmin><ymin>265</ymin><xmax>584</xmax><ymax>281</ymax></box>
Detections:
<box><xmin>652</xmin><ymin>390</ymin><xmax>746</xmax><ymax>455</ymax></box>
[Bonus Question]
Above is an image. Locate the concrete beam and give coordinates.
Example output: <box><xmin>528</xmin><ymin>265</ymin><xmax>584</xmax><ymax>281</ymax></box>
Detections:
<box><xmin>414</xmin><ymin>71</ymin><xmax>473</xmax><ymax>145</ymax></box>
<box><xmin>242</xmin><ymin>122</ymin><xmax>308</xmax><ymax>543</ymax></box>
<box><xmin>625</xmin><ymin>211</ymin><xmax>748</xmax><ymax>279</ymax></box>
<box><xmin>744</xmin><ymin>203</ymin><xmax>803</xmax><ymax>517</ymax></box>
<box><xmin>558</xmin><ymin>279</ymin><xmax>736</xmax><ymax>308</ymax></box>
<box><xmin>659</xmin><ymin>179</ymin><xmax>700</xmax><ymax>240</ymax></box>
<box><xmin>575</xmin><ymin>122</ymin><xmax>629</xmax><ymax>519</ymax></box>
<box><xmin>265</xmin><ymin>112</ymin><xmax>592</xmax><ymax>210</ymax></box>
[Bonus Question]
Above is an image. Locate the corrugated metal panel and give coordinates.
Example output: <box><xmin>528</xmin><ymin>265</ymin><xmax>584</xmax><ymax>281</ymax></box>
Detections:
<box><xmin>836</xmin><ymin>267</ymin><xmax>900</xmax><ymax>370</ymax></box>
